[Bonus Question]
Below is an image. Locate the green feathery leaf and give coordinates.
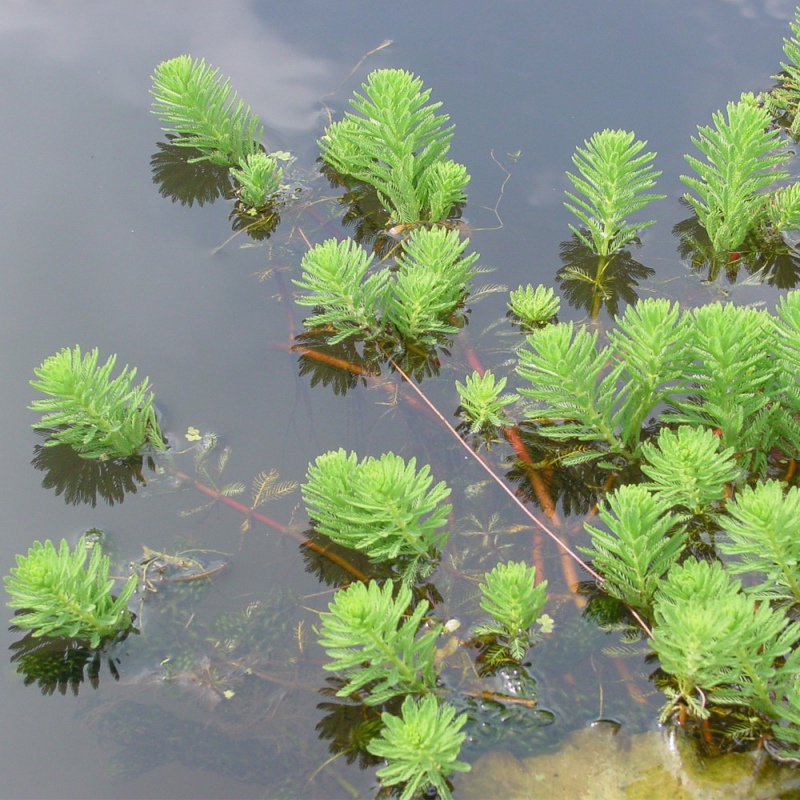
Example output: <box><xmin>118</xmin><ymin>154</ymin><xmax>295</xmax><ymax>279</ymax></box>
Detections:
<box><xmin>455</xmin><ymin>370</ymin><xmax>518</xmax><ymax>433</ymax></box>
<box><xmin>564</xmin><ymin>129</ymin><xmax>665</xmax><ymax>256</ymax></box>
<box><xmin>5</xmin><ymin>537</ymin><xmax>137</xmax><ymax>649</ymax></box>
<box><xmin>367</xmin><ymin>694</ymin><xmax>470</xmax><ymax>800</ymax></box>
<box><xmin>318</xmin><ymin>580</ymin><xmax>440</xmax><ymax>705</ymax></box>
<box><xmin>30</xmin><ymin>345</ymin><xmax>165</xmax><ymax>460</ymax></box>
<box><xmin>681</xmin><ymin>96</ymin><xmax>789</xmax><ymax>251</ymax></box>
<box><xmin>151</xmin><ymin>54</ymin><xmax>263</xmax><ymax>166</ymax></box>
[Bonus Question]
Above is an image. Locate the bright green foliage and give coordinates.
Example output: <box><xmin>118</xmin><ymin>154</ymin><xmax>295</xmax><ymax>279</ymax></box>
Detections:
<box><xmin>303</xmin><ymin>449</ymin><xmax>451</xmax><ymax>579</ymax></box>
<box><xmin>367</xmin><ymin>694</ymin><xmax>470</xmax><ymax>800</ymax></box>
<box><xmin>517</xmin><ymin>298</ymin><xmax>689</xmax><ymax>460</ymax></box>
<box><xmin>719</xmin><ymin>481</ymin><xmax>800</xmax><ymax>605</ymax></box>
<box><xmin>667</xmin><ymin>303</ymin><xmax>793</xmax><ymax>474</ymax></box>
<box><xmin>474</xmin><ymin>561</ymin><xmax>548</xmax><ymax>661</ymax></box>
<box><xmin>30</xmin><ymin>345</ymin><xmax>165</xmax><ymax>460</ymax></box>
<box><xmin>150</xmin><ymin>55</ymin><xmax>263</xmax><ymax>167</ymax></box>
<box><xmin>507</xmin><ymin>284</ymin><xmax>561</xmax><ymax>328</ymax></box>
<box><xmin>651</xmin><ymin>558</ymin><xmax>799</xmax><ymax>722</ymax></box>
<box><xmin>768</xmin><ymin>182</ymin><xmax>800</xmax><ymax>232</ymax></box>
<box><xmin>640</xmin><ymin>426</ymin><xmax>739</xmax><ymax>517</ymax></box>
<box><xmin>5</xmin><ymin>537</ymin><xmax>137</xmax><ymax>649</ymax></box>
<box><xmin>293</xmin><ymin>239</ymin><xmax>389</xmax><ymax>343</ymax></box>
<box><xmin>319</xmin><ymin>69</ymin><xmax>469</xmax><ymax>224</ymax></box>
<box><xmin>681</xmin><ymin>96</ymin><xmax>790</xmax><ymax>251</ymax></box>
<box><xmin>230</xmin><ymin>151</ymin><xmax>282</xmax><ymax>208</ymax></box>
<box><xmin>455</xmin><ymin>370</ymin><xmax>518</xmax><ymax>432</ymax></box>
<box><xmin>317</xmin><ymin>580</ymin><xmax>440</xmax><ymax>705</ymax></box>
<box><xmin>580</xmin><ymin>485</ymin><xmax>685</xmax><ymax>611</ymax></box>
<box><xmin>764</xmin><ymin>7</ymin><xmax>800</xmax><ymax>137</ymax></box>
<box><xmin>515</xmin><ymin>296</ymin><xmax>800</xmax><ymax>474</ymax></box>
<box><xmin>564</xmin><ymin>129</ymin><xmax>665</xmax><ymax>256</ymax></box>
<box><xmin>384</xmin><ymin>227</ymin><xmax>478</xmax><ymax>344</ymax></box>
<box><xmin>294</xmin><ymin>227</ymin><xmax>478</xmax><ymax>345</ymax></box>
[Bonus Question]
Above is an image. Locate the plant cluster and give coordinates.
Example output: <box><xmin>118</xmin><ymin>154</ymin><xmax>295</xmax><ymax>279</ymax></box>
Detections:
<box><xmin>319</xmin><ymin>68</ymin><xmax>469</xmax><ymax>226</ymax></box>
<box><xmin>5</xmin><ymin>536</ymin><xmax>137</xmax><ymax>648</ymax></box>
<box><xmin>30</xmin><ymin>345</ymin><xmax>165</xmax><ymax>460</ymax></box>
<box><xmin>150</xmin><ymin>55</ymin><xmax>288</xmax><ymax>210</ymax></box>
<box><xmin>294</xmin><ymin>224</ymin><xmax>479</xmax><ymax>347</ymax></box>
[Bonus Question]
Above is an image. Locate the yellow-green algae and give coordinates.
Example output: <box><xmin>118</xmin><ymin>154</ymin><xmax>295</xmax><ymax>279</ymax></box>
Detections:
<box><xmin>457</xmin><ymin>723</ymin><xmax>800</xmax><ymax>799</ymax></box>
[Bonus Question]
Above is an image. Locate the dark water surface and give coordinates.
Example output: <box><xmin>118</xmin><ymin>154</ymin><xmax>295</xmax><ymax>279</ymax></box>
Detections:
<box><xmin>1</xmin><ymin>2</ymin><xmax>798</xmax><ymax>797</ymax></box>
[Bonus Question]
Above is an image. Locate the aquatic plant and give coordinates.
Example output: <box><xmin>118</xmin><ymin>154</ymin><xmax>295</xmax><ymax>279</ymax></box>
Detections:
<box><xmin>150</xmin><ymin>54</ymin><xmax>263</xmax><ymax>167</ymax></box>
<box><xmin>455</xmin><ymin>369</ymin><xmax>518</xmax><ymax>433</ymax></box>
<box><xmin>564</xmin><ymin>129</ymin><xmax>665</xmax><ymax>257</ymax></box>
<box><xmin>473</xmin><ymin>561</ymin><xmax>548</xmax><ymax>661</ymax></box>
<box><xmin>229</xmin><ymin>151</ymin><xmax>282</xmax><ymax>208</ymax></box>
<box><xmin>30</xmin><ymin>345</ymin><xmax>165</xmax><ymax>460</ymax></box>
<box><xmin>5</xmin><ymin>536</ymin><xmax>137</xmax><ymax>648</ymax></box>
<box><xmin>580</xmin><ymin>484</ymin><xmax>685</xmax><ymax>612</ymax></box>
<box><xmin>367</xmin><ymin>694</ymin><xmax>470</xmax><ymax>800</ymax></box>
<box><xmin>507</xmin><ymin>284</ymin><xmax>561</xmax><ymax>328</ymax></box>
<box><xmin>294</xmin><ymin>226</ymin><xmax>479</xmax><ymax>346</ymax></box>
<box><xmin>317</xmin><ymin>579</ymin><xmax>440</xmax><ymax>705</ymax></box>
<box><xmin>319</xmin><ymin>68</ymin><xmax>469</xmax><ymax>225</ymax></box>
<box><xmin>681</xmin><ymin>95</ymin><xmax>791</xmax><ymax>252</ymax></box>
<box><xmin>764</xmin><ymin>7</ymin><xmax>800</xmax><ymax>137</ymax></box>
<box><xmin>303</xmin><ymin>449</ymin><xmax>451</xmax><ymax>581</ymax></box>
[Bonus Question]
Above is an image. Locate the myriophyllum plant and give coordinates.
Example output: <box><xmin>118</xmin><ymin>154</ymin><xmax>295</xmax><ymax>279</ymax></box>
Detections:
<box><xmin>5</xmin><ymin>536</ymin><xmax>137</xmax><ymax>648</ymax></box>
<box><xmin>564</xmin><ymin>129</ymin><xmax>665</xmax><ymax>257</ymax></box>
<box><xmin>30</xmin><ymin>345</ymin><xmax>165</xmax><ymax>460</ymax></box>
<box><xmin>319</xmin><ymin>68</ymin><xmax>469</xmax><ymax>226</ymax></box>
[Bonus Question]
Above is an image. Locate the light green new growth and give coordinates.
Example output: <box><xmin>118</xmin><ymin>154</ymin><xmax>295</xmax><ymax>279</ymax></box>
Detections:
<box><xmin>681</xmin><ymin>96</ymin><xmax>790</xmax><ymax>251</ymax></box>
<box><xmin>581</xmin><ymin>484</ymin><xmax>686</xmax><ymax>611</ymax></box>
<box><xmin>319</xmin><ymin>68</ymin><xmax>469</xmax><ymax>224</ymax></box>
<box><xmin>317</xmin><ymin>580</ymin><xmax>440</xmax><ymax>705</ymax></box>
<box><xmin>508</xmin><ymin>284</ymin><xmax>561</xmax><ymax>328</ymax></box>
<box><xmin>230</xmin><ymin>151</ymin><xmax>282</xmax><ymax>208</ymax></box>
<box><xmin>5</xmin><ymin>537</ymin><xmax>137</xmax><ymax>649</ymax></box>
<box><xmin>150</xmin><ymin>54</ymin><xmax>263</xmax><ymax>167</ymax></box>
<box><xmin>474</xmin><ymin>561</ymin><xmax>548</xmax><ymax>661</ymax></box>
<box><xmin>30</xmin><ymin>345</ymin><xmax>165</xmax><ymax>460</ymax></box>
<box><xmin>651</xmin><ymin>558</ymin><xmax>799</xmax><ymax>722</ymax></box>
<box><xmin>769</xmin><ymin>183</ymin><xmax>800</xmax><ymax>232</ymax></box>
<box><xmin>719</xmin><ymin>481</ymin><xmax>800</xmax><ymax>605</ymax></box>
<box><xmin>764</xmin><ymin>7</ymin><xmax>800</xmax><ymax>137</ymax></box>
<box><xmin>294</xmin><ymin>227</ymin><xmax>479</xmax><ymax>345</ymax></box>
<box><xmin>293</xmin><ymin>238</ymin><xmax>389</xmax><ymax>343</ymax></box>
<box><xmin>303</xmin><ymin>449</ymin><xmax>451</xmax><ymax>580</ymax></box>
<box><xmin>455</xmin><ymin>370</ymin><xmax>518</xmax><ymax>432</ymax></box>
<box><xmin>564</xmin><ymin>129</ymin><xmax>665</xmax><ymax>256</ymax></box>
<box><xmin>367</xmin><ymin>694</ymin><xmax>470</xmax><ymax>800</ymax></box>
<box><xmin>640</xmin><ymin>426</ymin><xmax>739</xmax><ymax>517</ymax></box>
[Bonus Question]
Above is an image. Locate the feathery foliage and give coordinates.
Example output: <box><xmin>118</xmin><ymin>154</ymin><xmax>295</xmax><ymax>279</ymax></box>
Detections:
<box><xmin>651</xmin><ymin>558</ymin><xmax>799</xmax><ymax>722</ymax></box>
<box><xmin>681</xmin><ymin>96</ymin><xmax>790</xmax><ymax>251</ymax></box>
<box><xmin>303</xmin><ymin>449</ymin><xmax>451</xmax><ymax>580</ymax></box>
<box><xmin>764</xmin><ymin>7</ymin><xmax>800</xmax><ymax>137</ymax></box>
<box><xmin>30</xmin><ymin>345</ymin><xmax>165</xmax><ymax>460</ymax></box>
<box><xmin>455</xmin><ymin>370</ymin><xmax>518</xmax><ymax>432</ymax></box>
<box><xmin>5</xmin><ymin>537</ymin><xmax>137</xmax><ymax>649</ymax></box>
<box><xmin>293</xmin><ymin>238</ymin><xmax>388</xmax><ymax>343</ymax></box>
<box><xmin>294</xmin><ymin>227</ymin><xmax>479</xmax><ymax>346</ymax></box>
<box><xmin>640</xmin><ymin>426</ymin><xmax>739</xmax><ymax>517</ymax></box>
<box><xmin>230</xmin><ymin>151</ymin><xmax>282</xmax><ymax>208</ymax></box>
<box><xmin>719</xmin><ymin>481</ymin><xmax>800</xmax><ymax>605</ymax></box>
<box><xmin>317</xmin><ymin>580</ymin><xmax>440</xmax><ymax>705</ymax></box>
<box><xmin>507</xmin><ymin>284</ymin><xmax>561</xmax><ymax>328</ymax></box>
<box><xmin>517</xmin><ymin>298</ymin><xmax>689</xmax><ymax>460</ymax></box>
<box><xmin>367</xmin><ymin>694</ymin><xmax>470</xmax><ymax>800</ymax></box>
<box><xmin>474</xmin><ymin>561</ymin><xmax>548</xmax><ymax>661</ymax></box>
<box><xmin>564</xmin><ymin>129</ymin><xmax>665</xmax><ymax>256</ymax></box>
<box><xmin>580</xmin><ymin>485</ymin><xmax>686</xmax><ymax>611</ymax></box>
<box><xmin>319</xmin><ymin>69</ymin><xmax>469</xmax><ymax>224</ymax></box>
<box><xmin>150</xmin><ymin>55</ymin><xmax>263</xmax><ymax>167</ymax></box>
